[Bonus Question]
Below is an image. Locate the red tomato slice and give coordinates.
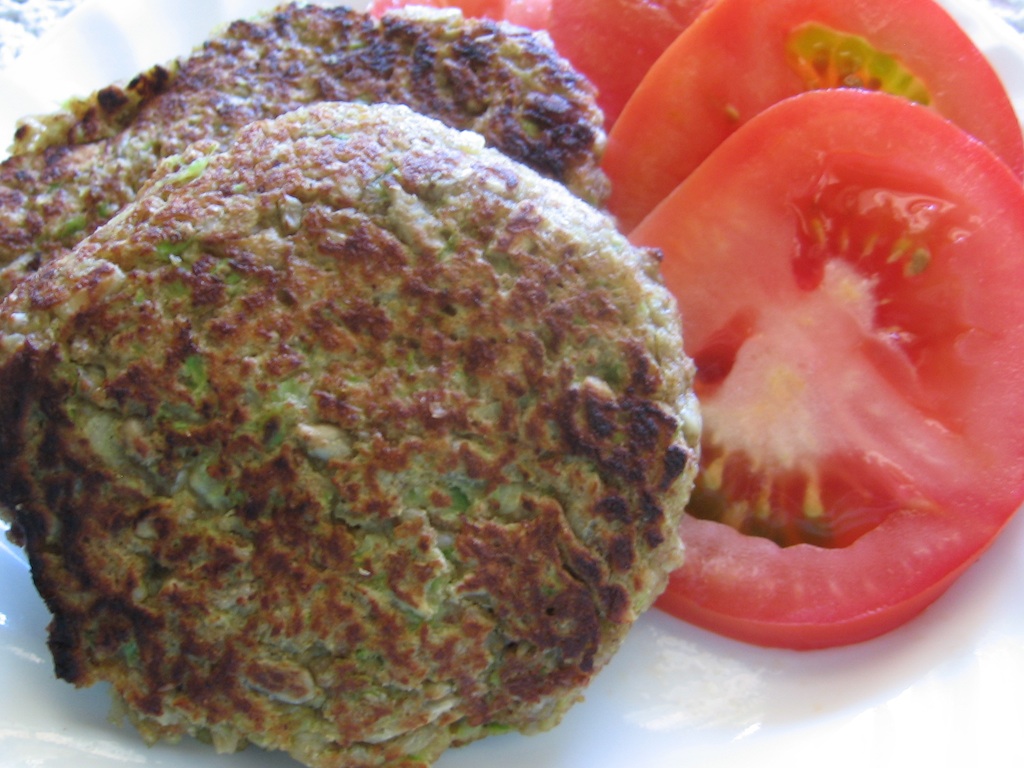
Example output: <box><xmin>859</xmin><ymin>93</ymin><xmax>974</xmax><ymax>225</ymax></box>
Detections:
<box><xmin>606</xmin><ymin>0</ymin><xmax>1024</xmax><ymax>232</ymax></box>
<box><xmin>546</xmin><ymin>0</ymin><xmax>714</xmax><ymax>126</ymax></box>
<box><xmin>631</xmin><ymin>89</ymin><xmax>1024</xmax><ymax>649</ymax></box>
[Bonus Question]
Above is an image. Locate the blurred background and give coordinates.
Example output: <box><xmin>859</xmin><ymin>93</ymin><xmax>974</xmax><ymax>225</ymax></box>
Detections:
<box><xmin>991</xmin><ymin>0</ymin><xmax>1024</xmax><ymax>30</ymax></box>
<box><xmin>1</xmin><ymin>0</ymin><xmax>77</xmax><ymax>68</ymax></box>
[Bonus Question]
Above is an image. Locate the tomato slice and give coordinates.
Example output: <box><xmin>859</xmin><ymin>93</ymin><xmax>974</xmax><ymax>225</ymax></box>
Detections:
<box><xmin>631</xmin><ymin>89</ymin><xmax>1024</xmax><ymax>649</ymax></box>
<box><xmin>606</xmin><ymin>0</ymin><xmax>1024</xmax><ymax>232</ymax></box>
<box><xmin>545</xmin><ymin>0</ymin><xmax>714</xmax><ymax>126</ymax></box>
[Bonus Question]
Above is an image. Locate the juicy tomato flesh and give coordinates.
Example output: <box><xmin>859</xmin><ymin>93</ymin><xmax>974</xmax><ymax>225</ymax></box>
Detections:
<box><xmin>631</xmin><ymin>89</ymin><xmax>1024</xmax><ymax>648</ymax></box>
<box><xmin>786</xmin><ymin>22</ymin><xmax>931</xmax><ymax>104</ymax></box>
<box><xmin>691</xmin><ymin>443</ymin><xmax>907</xmax><ymax>551</ymax></box>
<box><xmin>605</xmin><ymin>0</ymin><xmax>1024</xmax><ymax>231</ymax></box>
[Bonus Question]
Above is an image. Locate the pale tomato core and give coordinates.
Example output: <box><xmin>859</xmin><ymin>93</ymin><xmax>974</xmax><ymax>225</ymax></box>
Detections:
<box><xmin>686</xmin><ymin>157</ymin><xmax>978</xmax><ymax>548</ymax></box>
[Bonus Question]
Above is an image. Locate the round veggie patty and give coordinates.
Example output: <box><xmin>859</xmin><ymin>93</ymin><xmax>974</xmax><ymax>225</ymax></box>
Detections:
<box><xmin>0</xmin><ymin>102</ymin><xmax>699</xmax><ymax>768</ymax></box>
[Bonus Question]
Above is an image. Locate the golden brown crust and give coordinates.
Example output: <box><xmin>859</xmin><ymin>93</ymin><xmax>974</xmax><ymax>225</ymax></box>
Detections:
<box><xmin>0</xmin><ymin>3</ymin><xmax>609</xmax><ymax>297</ymax></box>
<box><xmin>0</xmin><ymin>102</ymin><xmax>697</xmax><ymax>768</ymax></box>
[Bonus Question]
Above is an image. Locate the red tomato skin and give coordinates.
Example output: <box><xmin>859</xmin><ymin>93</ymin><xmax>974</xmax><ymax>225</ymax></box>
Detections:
<box><xmin>657</xmin><ymin>512</ymin><xmax>1008</xmax><ymax>650</ymax></box>
<box><xmin>605</xmin><ymin>0</ymin><xmax>1024</xmax><ymax>232</ymax></box>
<box><xmin>631</xmin><ymin>89</ymin><xmax>1024</xmax><ymax>649</ymax></box>
<box><xmin>546</xmin><ymin>0</ymin><xmax>715</xmax><ymax>126</ymax></box>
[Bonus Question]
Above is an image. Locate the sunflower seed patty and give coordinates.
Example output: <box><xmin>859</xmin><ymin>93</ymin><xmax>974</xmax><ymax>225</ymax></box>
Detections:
<box><xmin>0</xmin><ymin>3</ymin><xmax>610</xmax><ymax>297</ymax></box>
<box><xmin>0</xmin><ymin>101</ymin><xmax>699</xmax><ymax>768</ymax></box>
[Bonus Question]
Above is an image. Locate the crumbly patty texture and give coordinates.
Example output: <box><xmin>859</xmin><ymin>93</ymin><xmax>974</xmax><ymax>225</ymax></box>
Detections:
<box><xmin>0</xmin><ymin>103</ymin><xmax>699</xmax><ymax>768</ymax></box>
<box><xmin>0</xmin><ymin>3</ymin><xmax>609</xmax><ymax>297</ymax></box>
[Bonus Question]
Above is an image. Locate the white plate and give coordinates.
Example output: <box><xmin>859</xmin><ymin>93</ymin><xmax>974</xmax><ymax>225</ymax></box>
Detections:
<box><xmin>1</xmin><ymin>1</ymin><xmax>1023</xmax><ymax>767</ymax></box>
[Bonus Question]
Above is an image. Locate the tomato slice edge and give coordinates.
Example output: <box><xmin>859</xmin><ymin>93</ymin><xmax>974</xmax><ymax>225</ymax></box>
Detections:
<box><xmin>657</xmin><ymin>508</ymin><xmax>1014</xmax><ymax>650</ymax></box>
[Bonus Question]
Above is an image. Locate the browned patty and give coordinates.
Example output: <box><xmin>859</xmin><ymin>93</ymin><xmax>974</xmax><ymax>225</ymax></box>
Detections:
<box><xmin>0</xmin><ymin>3</ymin><xmax>609</xmax><ymax>297</ymax></box>
<box><xmin>0</xmin><ymin>102</ymin><xmax>698</xmax><ymax>767</ymax></box>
